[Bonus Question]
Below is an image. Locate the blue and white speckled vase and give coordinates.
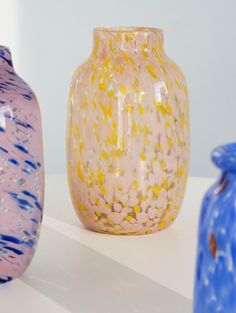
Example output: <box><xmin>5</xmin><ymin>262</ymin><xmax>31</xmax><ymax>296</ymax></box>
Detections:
<box><xmin>194</xmin><ymin>142</ymin><xmax>236</xmax><ymax>312</ymax></box>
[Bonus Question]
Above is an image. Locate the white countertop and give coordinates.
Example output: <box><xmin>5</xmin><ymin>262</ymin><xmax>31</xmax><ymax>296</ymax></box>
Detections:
<box><xmin>0</xmin><ymin>175</ymin><xmax>215</xmax><ymax>313</ymax></box>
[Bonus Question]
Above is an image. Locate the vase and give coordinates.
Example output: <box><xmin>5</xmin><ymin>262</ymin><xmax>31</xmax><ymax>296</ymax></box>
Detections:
<box><xmin>67</xmin><ymin>27</ymin><xmax>190</xmax><ymax>235</ymax></box>
<box><xmin>194</xmin><ymin>143</ymin><xmax>236</xmax><ymax>312</ymax></box>
<box><xmin>0</xmin><ymin>46</ymin><xmax>44</xmax><ymax>284</ymax></box>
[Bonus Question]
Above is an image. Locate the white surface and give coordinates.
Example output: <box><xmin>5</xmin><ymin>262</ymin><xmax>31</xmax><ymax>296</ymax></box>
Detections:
<box><xmin>0</xmin><ymin>0</ymin><xmax>235</xmax><ymax>176</ymax></box>
<box><xmin>0</xmin><ymin>174</ymin><xmax>214</xmax><ymax>312</ymax></box>
<box><xmin>43</xmin><ymin>175</ymin><xmax>214</xmax><ymax>300</ymax></box>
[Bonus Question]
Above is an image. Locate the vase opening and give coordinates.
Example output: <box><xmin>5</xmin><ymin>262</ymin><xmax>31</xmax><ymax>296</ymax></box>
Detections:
<box><xmin>0</xmin><ymin>46</ymin><xmax>13</xmax><ymax>68</ymax></box>
<box><xmin>212</xmin><ymin>143</ymin><xmax>236</xmax><ymax>174</ymax></box>
<box><xmin>93</xmin><ymin>26</ymin><xmax>164</xmax><ymax>55</ymax></box>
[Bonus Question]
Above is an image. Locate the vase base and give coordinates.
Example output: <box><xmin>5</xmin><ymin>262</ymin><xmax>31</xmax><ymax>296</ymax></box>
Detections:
<box><xmin>81</xmin><ymin>219</ymin><xmax>175</xmax><ymax>236</ymax></box>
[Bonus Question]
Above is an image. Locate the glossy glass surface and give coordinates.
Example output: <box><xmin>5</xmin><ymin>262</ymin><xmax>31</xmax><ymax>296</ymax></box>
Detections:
<box><xmin>67</xmin><ymin>27</ymin><xmax>189</xmax><ymax>235</ymax></box>
<box><xmin>0</xmin><ymin>46</ymin><xmax>44</xmax><ymax>284</ymax></box>
<box><xmin>194</xmin><ymin>143</ymin><xmax>236</xmax><ymax>312</ymax></box>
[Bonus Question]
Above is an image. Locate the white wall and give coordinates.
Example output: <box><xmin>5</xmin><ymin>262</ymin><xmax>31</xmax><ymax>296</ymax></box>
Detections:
<box><xmin>0</xmin><ymin>0</ymin><xmax>19</xmax><ymax>65</ymax></box>
<box><xmin>1</xmin><ymin>0</ymin><xmax>236</xmax><ymax>177</ymax></box>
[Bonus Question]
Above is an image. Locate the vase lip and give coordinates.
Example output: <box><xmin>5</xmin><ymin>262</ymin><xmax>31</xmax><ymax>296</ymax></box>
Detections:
<box><xmin>211</xmin><ymin>142</ymin><xmax>236</xmax><ymax>173</ymax></box>
<box><xmin>94</xmin><ymin>26</ymin><xmax>163</xmax><ymax>34</ymax></box>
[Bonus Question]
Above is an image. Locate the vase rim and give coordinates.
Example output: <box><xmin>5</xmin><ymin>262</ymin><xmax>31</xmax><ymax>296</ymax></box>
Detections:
<box><xmin>212</xmin><ymin>142</ymin><xmax>236</xmax><ymax>173</ymax></box>
<box><xmin>94</xmin><ymin>26</ymin><xmax>163</xmax><ymax>34</ymax></box>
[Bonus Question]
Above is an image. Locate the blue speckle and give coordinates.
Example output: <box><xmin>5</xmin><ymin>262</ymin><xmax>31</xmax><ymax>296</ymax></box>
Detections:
<box><xmin>8</xmin><ymin>192</ymin><xmax>33</xmax><ymax>209</ymax></box>
<box><xmin>0</xmin><ymin>146</ymin><xmax>8</xmax><ymax>153</ymax></box>
<box><xmin>21</xmin><ymin>93</ymin><xmax>33</xmax><ymax>101</ymax></box>
<box><xmin>14</xmin><ymin>144</ymin><xmax>28</xmax><ymax>154</ymax></box>
<box><xmin>22</xmin><ymin>190</ymin><xmax>37</xmax><ymax>201</ymax></box>
<box><xmin>22</xmin><ymin>168</ymin><xmax>31</xmax><ymax>174</ymax></box>
<box><xmin>0</xmin><ymin>234</ymin><xmax>22</xmax><ymax>244</ymax></box>
<box><xmin>4</xmin><ymin>246</ymin><xmax>24</xmax><ymax>255</ymax></box>
<box><xmin>24</xmin><ymin>160</ymin><xmax>38</xmax><ymax>170</ymax></box>
<box><xmin>0</xmin><ymin>276</ymin><xmax>12</xmax><ymax>285</ymax></box>
<box><xmin>31</xmin><ymin>218</ymin><xmax>39</xmax><ymax>224</ymax></box>
<box><xmin>8</xmin><ymin>158</ymin><xmax>19</xmax><ymax>166</ymax></box>
<box><xmin>35</xmin><ymin>201</ymin><xmax>42</xmax><ymax>211</ymax></box>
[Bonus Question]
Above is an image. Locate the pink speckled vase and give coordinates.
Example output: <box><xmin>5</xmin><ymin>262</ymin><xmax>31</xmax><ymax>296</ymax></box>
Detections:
<box><xmin>0</xmin><ymin>46</ymin><xmax>44</xmax><ymax>284</ymax></box>
<box><xmin>67</xmin><ymin>27</ymin><xmax>190</xmax><ymax>235</ymax></box>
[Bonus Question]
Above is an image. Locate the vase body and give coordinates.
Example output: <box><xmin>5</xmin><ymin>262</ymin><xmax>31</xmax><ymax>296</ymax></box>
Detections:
<box><xmin>194</xmin><ymin>143</ymin><xmax>236</xmax><ymax>312</ymax></box>
<box><xmin>0</xmin><ymin>46</ymin><xmax>44</xmax><ymax>284</ymax></box>
<box><xmin>67</xmin><ymin>27</ymin><xmax>189</xmax><ymax>235</ymax></box>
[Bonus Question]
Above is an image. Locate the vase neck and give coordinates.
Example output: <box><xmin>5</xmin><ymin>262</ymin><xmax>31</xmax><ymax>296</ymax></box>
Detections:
<box><xmin>92</xmin><ymin>27</ymin><xmax>164</xmax><ymax>59</ymax></box>
<box><xmin>212</xmin><ymin>143</ymin><xmax>236</xmax><ymax>174</ymax></box>
<box><xmin>0</xmin><ymin>46</ymin><xmax>14</xmax><ymax>70</ymax></box>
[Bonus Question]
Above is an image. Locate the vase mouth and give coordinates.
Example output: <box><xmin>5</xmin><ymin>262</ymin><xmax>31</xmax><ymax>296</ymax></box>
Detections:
<box><xmin>212</xmin><ymin>143</ymin><xmax>236</xmax><ymax>173</ymax></box>
<box><xmin>93</xmin><ymin>26</ymin><xmax>164</xmax><ymax>55</ymax></box>
<box><xmin>94</xmin><ymin>26</ymin><xmax>163</xmax><ymax>34</ymax></box>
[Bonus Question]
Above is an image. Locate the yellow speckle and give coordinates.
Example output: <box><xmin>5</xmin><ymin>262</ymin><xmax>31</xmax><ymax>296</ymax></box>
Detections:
<box><xmin>125</xmin><ymin>215</ymin><xmax>133</xmax><ymax>221</ymax></box>
<box><xmin>100</xmin><ymin>102</ymin><xmax>113</xmax><ymax>120</ymax></box>
<box><xmin>83</xmin><ymin>116</ymin><xmax>87</xmax><ymax>124</ymax></box>
<box><xmin>108</xmin><ymin>89</ymin><xmax>116</xmax><ymax>98</ymax></box>
<box><xmin>141</xmin><ymin>194</ymin><xmax>147</xmax><ymax>201</ymax></box>
<box><xmin>138</xmin><ymin>103</ymin><xmax>144</xmax><ymax>115</ymax></box>
<box><xmin>177</xmin><ymin>167</ymin><xmax>185</xmax><ymax>177</ymax></box>
<box><xmin>167</xmin><ymin>137</ymin><xmax>173</xmax><ymax>148</ymax></box>
<box><xmin>127</xmin><ymin>105</ymin><xmax>133</xmax><ymax>112</ymax></box>
<box><xmin>83</xmin><ymin>93</ymin><xmax>88</xmax><ymax>108</ymax></box>
<box><xmin>140</xmin><ymin>151</ymin><xmax>146</xmax><ymax>160</ymax></box>
<box><xmin>95</xmin><ymin>211</ymin><xmax>101</xmax><ymax>217</ymax></box>
<box><xmin>79</xmin><ymin>142</ymin><xmax>84</xmax><ymax>153</ymax></box>
<box><xmin>100</xmin><ymin>185</ymin><xmax>106</xmax><ymax>195</ymax></box>
<box><xmin>101</xmin><ymin>150</ymin><xmax>109</xmax><ymax>160</ymax></box>
<box><xmin>91</xmin><ymin>73</ymin><xmax>95</xmax><ymax>84</ymax></box>
<box><xmin>175</xmin><ymin>79</ymin><xmax>180</xmax><ymax>88</ymax></box>
<box><xmin>146</xmin><ymin>230</ymin><xmax>152</xmax><ymax>234</ymax></box>
<box><xmin>111</xmin><ymin>148</ymin><xmax>124</xmax><ymax>158</ymax></box>
<box><xmin>180</xmin><ymin>114</ymin><xmax>184</xmax><ymax>128</ymax></box>
<box><xmin>123</xmin><ymin>52</ymin><xmax>130</xmax><ymax>62</ymax></box>
<box><xmin>107</xmin><ymin>122</ymin><xmax>118</xmax><ymax>145</ymax></box>
<box><xmin>99</xmin><ymin>81</ymin><xmax>106</xmax><ymax>91</ymax></box>
<box><xmin>166</xmin><ymin>103</ymin><xmax>172</xmax><ymax>115</ymax></box>
<box><xmin>143</xmin><ymin>125</ymin><xmax>151</xmax><ymax>135</ymax></box>
<box><xmin>134</xmin><ymin>205</ymin><xmax>141</xmax><ymax>213</ymax></box>
<box><xmin>183</xmin><ymin>85</ymin><xmax>188</xmax><ymax>96</ymax></box>
<box><xmin>119</xmin><ymin>85</ymin><xmax>127</xmax><ymax>94</ymax></box>
<box><xmin>169</xmin><ymin>215</ymin><xmax>175</xmax><ymax>221</ymax></box>
<box><xmin>77</xmin><ymin>201</ymin><xmax>87</xmax><ymax>211</ymax></box>
<box><xmin>153</xmin><ymin>100</ymin><xmax>167</xmax><ymax>116</ymax></box>
<box><xmin>165</xmin><ymin>121</ymin><xmax>171</xmax><ymax>128</ymax></box>
<box><xmin>98</xmin><ymin>168</ymin><xmax>105</xmax><ymax>184</ymax></box>
<box><xmin>103</xmin><ymin>57</ymin><xmax>111</xmax><ymax>70</ymax></box>
<box><xmin>146</xmin><ymin>65</ymin><xmax>158</xmax><ymax>79</ymax></box>
<box><xmin>142</xmin><ymin>51</ymin><xmax>148</xmax><ymax>58</ymax></box>
<box><xmin>132</xmin><ymin>121</ymin><xmax>138</xmax><ymax>135</ymax></box>
<box><xmin>125</xmin><ymin>34</ymin><xmax>133</xmax><ymax>41</ymax></box>
<box><xmin>153</xmin><ymin>185</ymin><xmax>161</xmax><ymax>196</ymax></box>
<box><xmin>77</xmin><ymin>164</ymin><xmax>84</xmax><ymax>181</ymax></box>
<box><xmin>161</xmin><ymin>160</ymin><xmax>165</xmax><ymax>170</ymax></box>
<box><xmin>158</xmin><ymin>221</ymin><xmax>167</xmax><ymax>229</ymax></box>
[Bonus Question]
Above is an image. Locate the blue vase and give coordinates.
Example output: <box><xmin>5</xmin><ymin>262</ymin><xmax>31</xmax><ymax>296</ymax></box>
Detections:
<box><xmin>194</xmin><ymin>143</ymin><xmax>236</xmax><ymax>312</ymax></box>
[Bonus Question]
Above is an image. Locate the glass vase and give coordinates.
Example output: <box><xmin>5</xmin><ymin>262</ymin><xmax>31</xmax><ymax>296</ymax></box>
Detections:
<box><xmin>67</xmin><ymin>27</ymin><xmax>190</xmax><ymax>235</ymax></box>
<box><xmin>194</xmin><ymin>143</ymin><xmax>236</xmax><ymax>312</ymax></box>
